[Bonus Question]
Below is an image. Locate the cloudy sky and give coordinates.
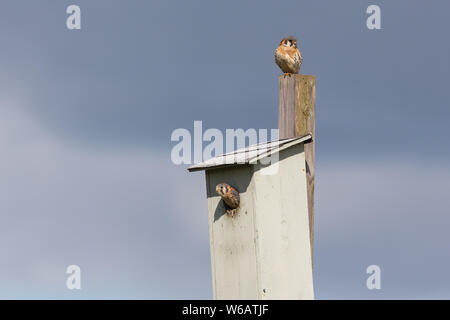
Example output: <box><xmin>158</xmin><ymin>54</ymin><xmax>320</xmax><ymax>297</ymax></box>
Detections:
<box><xmin>0</xmin><ymin>0</ymin><xmax>449</xmax><ymax>299</ymax></box>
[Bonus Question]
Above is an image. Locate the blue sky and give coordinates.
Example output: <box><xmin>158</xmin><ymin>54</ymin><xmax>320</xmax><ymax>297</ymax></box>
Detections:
<box><xmin>0</xmin><ymin>0</ymin><xmax>449</xmax><ymax>299</ymax></box>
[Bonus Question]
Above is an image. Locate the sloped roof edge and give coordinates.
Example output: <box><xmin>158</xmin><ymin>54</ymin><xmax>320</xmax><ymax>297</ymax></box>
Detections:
<box><xmin>187</xmin><ymin>133</ymin><xmax>312</xmax><ymax>172</ymax></box>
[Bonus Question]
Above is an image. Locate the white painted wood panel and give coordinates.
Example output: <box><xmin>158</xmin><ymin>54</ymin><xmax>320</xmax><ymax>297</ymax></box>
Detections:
<box><xmin>206</xmin><ymin>166</ymin><xmax>259</xmax><ymax>299</ymax></box>
<box><xmin>253</xmin><ymin>144</ymin><xmax>313</xmax><ymax>299</ymax></box>
<box><xmin>205</xmin><ymin>143</ymin><xmax>313</xmax><ymax>300</ymax></box>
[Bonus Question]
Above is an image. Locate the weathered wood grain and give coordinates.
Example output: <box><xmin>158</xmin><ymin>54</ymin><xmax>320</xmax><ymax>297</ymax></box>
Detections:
<box><xmin>278</xmin><ymin>74</ymin><xmax>316</xmax><ymax>265</ymax></box>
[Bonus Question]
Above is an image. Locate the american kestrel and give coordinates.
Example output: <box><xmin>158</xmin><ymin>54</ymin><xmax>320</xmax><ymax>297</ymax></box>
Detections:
<box><xmin>216</xmin><ymin>183</ymin><xmax>240</xmax><ymax>216</ymax></box>
<box><xmin>275</xmin><ymin>36</ymin><xmax>303</xmax><ymax>76</ymax></box>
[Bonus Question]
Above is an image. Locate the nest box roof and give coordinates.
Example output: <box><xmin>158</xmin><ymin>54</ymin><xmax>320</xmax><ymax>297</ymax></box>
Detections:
<box><xmin>187</xmin><ymin>133</ymin><xmax>312</xmax><ymax>172</ymax></box>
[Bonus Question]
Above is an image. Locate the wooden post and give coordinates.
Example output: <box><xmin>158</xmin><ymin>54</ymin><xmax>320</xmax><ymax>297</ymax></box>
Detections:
<box><xmin>278</xmin><ymin>74</ymin><xmax>316</xmax><ymax>263</ymax></box>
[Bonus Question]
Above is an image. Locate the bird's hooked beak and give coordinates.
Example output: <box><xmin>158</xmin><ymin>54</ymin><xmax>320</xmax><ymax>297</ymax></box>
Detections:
<box><xmin>281</xmin><ymin>37</ymin><xmax>298</xmax><ymax>48</ymax></box>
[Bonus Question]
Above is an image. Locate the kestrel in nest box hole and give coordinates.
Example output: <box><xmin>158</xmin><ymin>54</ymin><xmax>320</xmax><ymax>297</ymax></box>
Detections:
<box><xmin>216</xmin><ymin>183</ymin><xmax>240</xmax><ymax>217</ymax></box>
<box><xmin>275</xmin><ymin>36</ymin><xmax>303</xmax><ymax>76</ymax></box>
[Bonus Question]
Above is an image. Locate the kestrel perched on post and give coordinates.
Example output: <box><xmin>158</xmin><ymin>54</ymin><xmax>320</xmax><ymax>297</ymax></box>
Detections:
<box><xmin>275</xmin><ymin>36</ymin><xmax>303</xmax><ymax>76</ymax></box>
<box><xmin>216</xmin><ymin>183</ymin><xmax>240</xmax><ymax>216</ymax></box>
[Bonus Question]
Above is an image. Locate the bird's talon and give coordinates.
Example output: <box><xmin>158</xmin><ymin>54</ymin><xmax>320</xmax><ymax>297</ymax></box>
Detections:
<box><xmin>226</xmin><ymin>208</ymin><xmax>238</xmax><ymax>217</ymax></box>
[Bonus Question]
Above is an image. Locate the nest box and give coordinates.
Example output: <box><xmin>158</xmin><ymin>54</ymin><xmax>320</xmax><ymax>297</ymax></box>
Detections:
<box><xmin>188</xmin><ymin>134</ymin><xmax>314</xmax><ymax>300</ymax></box>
